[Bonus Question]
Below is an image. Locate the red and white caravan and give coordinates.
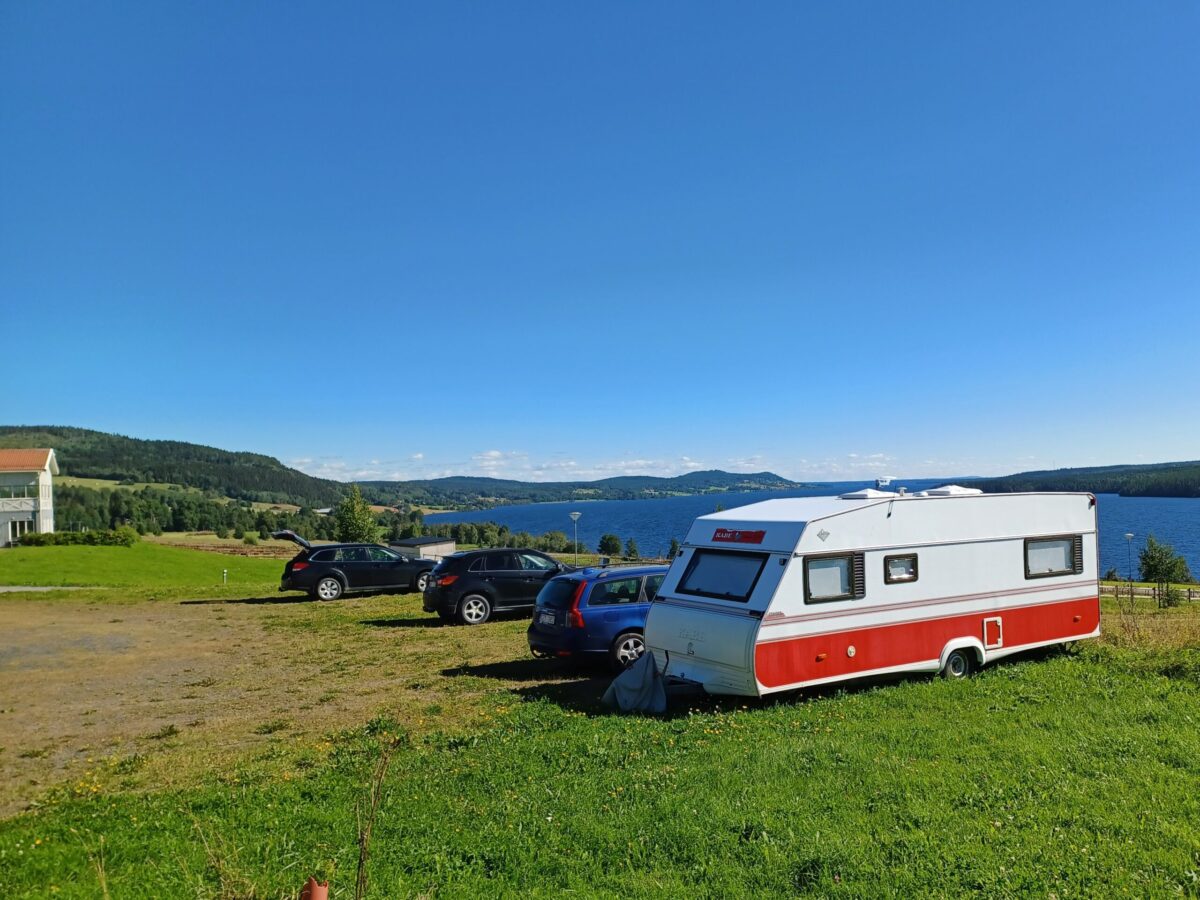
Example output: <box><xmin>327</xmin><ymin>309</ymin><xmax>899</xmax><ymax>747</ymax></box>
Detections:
<box><xmin>644</xmin><ymin>488</ymin><xmax>1100</xmax><ymax>696</ymax></box>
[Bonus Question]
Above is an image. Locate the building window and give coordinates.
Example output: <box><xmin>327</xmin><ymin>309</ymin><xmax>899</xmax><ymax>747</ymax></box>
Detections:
<box><xmin>884</xmin><ymin>553</ymin><xmax>919</xmax><ymax>584</ymax></box>
<box><xmin>9</xmin><ymin>519</ymin><xmax>35</xmax><ymax>543</ymax></box>
<box><xmin>1025</xmin><ymin>535</ymin><xmax>1083</xmax><ymax>579</ymax></box>
<box><xmin>804</xmin><ymin>552</ymin><xmax>866</xmax><ymax>603</ymax></box>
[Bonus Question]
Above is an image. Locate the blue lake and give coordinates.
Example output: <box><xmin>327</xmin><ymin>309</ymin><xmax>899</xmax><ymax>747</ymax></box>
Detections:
<box><xmin>427</xmin><ymin>481</ymin><xmax>1200</xmax><ymax>578</ymax></box>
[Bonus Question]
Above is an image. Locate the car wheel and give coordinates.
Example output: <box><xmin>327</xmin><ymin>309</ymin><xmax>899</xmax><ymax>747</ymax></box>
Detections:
<box><xmin>611</xmin><ymin>631</ymin><xmax>646</xmax><ymax>671</ymax></box>
<box><xmin>314</xmin><ymin>577</ymin><xmax>344</xmax><ymax>601</ymax></box>
<box><xmin>941</xmin><ymin>648</ymin><xmax>974</xmax><ymax>679</ymax></box>
<box><xmin>457</xmin><ymin>594</ymin><xmax>492</xmax><ymax>625</ymax></box>
<box><xmin>415</xmin><ymin>571</ymin><xmax>431</xmax><ymax>592</ymax></box>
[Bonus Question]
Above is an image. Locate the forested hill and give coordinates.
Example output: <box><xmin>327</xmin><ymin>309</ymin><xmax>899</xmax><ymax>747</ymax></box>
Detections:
<box><xmin>0</xmin><ymin>426</ymin><xmax>346</xmax><ymax>507</ymax></box>
<box><xmin>358</xmin><ymin>470</ymin><xmax>802</xmax><ymax>508</ymax></box>
<box><xmin>974</xmin><ymin>460</ymin><xmax>1200</xmax><ymax>498</ymax></box>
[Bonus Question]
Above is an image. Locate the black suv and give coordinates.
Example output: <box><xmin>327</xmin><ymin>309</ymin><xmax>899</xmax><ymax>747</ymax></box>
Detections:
<box><xmin>422</xmin><ymin>548</ymin><xmax>571</xmax><ymax>624</ymax></box>
<box><xmin>274</xmin><ymin>530</ymin><xmax>435</xmax><ymax>601</ymax></box>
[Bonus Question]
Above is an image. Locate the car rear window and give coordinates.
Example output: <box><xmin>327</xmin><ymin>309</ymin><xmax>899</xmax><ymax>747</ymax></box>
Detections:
<box><xmin>310</xmin><ymin>549</ymin><xmax>334</xmax><ymax>562</ymax></box>
<box><xmin>537</xmin><ymin>579</ymin><xmax>580</xmax><ymax>609</ymax></box>
<box><xmin>677</xmin><ymin>550</ymin><xmax>768</xmax><ymax>603</ymax></box>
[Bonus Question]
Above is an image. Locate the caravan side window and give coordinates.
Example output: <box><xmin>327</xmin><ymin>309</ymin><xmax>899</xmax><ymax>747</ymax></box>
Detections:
<box><xmin>884</xmin><ymin>554</ymin><xmax>918</xmax><ymax>584</ymax></box>
<box><xmin>1024</xmin><ymin>535</ymin><xmax>1083</xmax><ymax>579</ymax></box>
<box><xmin>804</xmin><ymin>552</ymin><xmax>866</xmax><ymax>603</ymax></box>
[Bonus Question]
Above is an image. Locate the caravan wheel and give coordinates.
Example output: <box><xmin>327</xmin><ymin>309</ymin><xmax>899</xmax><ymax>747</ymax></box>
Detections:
<box><xmin>941</xmin><ymin>649</ymin><xmax>974</xmax><ymax>680</ymax></box>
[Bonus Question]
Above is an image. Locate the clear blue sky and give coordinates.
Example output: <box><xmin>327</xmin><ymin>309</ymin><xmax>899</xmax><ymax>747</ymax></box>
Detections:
<box><xmin>3</xmin><ymin>3</ymin><xmax>1197</xmax><ymax>483</ymax></box>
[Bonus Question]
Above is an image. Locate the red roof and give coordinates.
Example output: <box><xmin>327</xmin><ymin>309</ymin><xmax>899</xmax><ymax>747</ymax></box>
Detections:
<box><xmin>0</xmin><ymin>448</ymin><xmax>58</xmax><ymax>473</ymax></box>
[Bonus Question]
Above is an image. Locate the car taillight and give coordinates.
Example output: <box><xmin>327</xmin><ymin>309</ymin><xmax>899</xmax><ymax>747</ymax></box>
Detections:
<box><xmin>437</xmin><ymin>574</ymin><xmax>459</xmax><ymax>587</ymax></box>
<box><xmin>568</xmin><ymin>581</ymin><xmax>586</xmax><ymax>629</ymax></box>
<box><xmin>293</xmin><ymin>561</ymin><xmax>309</xmax><ymax>571</ymax></box>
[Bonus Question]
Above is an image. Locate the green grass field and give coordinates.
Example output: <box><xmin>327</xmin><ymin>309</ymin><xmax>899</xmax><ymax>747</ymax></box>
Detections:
<box><xmin>1</xmin><ymin>544</ymin><xmax>1198</xmax><ymax>897</ymax></box>
<box><xmin>55</xmin><ymin>476</ymin><xmax>204</xmax><ymax>494</ymax></box>
<box><xmin>0</xmin><ymin>542</ymin><xmax>281</xmax><ymax>596</ymax></box>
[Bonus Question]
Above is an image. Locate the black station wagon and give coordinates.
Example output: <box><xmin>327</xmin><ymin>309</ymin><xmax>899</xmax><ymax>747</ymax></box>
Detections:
<box><xmin>274</xmin><ymin>530</ymin><xmax>436</xmax><ymax>600</ymax></box>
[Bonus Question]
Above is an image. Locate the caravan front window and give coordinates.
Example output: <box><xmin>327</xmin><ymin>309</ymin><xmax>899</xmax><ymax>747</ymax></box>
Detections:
<box><xmin>677</xmin><ymin>549</ymin><xmax>767</xmax><ymax>603</ymax></box>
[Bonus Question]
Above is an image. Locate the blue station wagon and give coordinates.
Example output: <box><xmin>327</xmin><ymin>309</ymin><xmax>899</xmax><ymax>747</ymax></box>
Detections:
<box><xmin>527</xmin><ymin>564</ymin><xmax>669</xmax><ymax>671</ymax></box>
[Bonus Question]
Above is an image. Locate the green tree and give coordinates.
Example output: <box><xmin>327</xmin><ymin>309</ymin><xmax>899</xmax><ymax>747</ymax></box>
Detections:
<box><xmin>1138</xmin><ymin>534</ymin><xmax>1192</xmax><ymax>584</ymax></box>
<box><xmin>625</xmin><ymin>538</ymin><xmax>640</xmax><ymax>560</ymax></box>
<box><xmin>598</xmin><ymin>533</ymin><xmax>622</xmax><ymax>556</ymax></box>
<box><xmin>334</xmin><ymin>485</ymin><xmax>381</xmax><ymax>544</ymax></box>
<box><xmin>668</xmin><ymin>537</ymin><xmax>681</xmax><ymax>559</ymax></box>
<box><xmin>538</xmin><ymin>530</ymin><xmax>569</xmax><ymax>553</ymax></box>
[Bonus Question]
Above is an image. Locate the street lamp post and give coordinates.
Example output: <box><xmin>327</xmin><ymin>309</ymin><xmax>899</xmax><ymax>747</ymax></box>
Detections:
<box><xmin>569</xmin><ymin>511</ymin><xmax>582</xmax><ymax>567</ymax></box>
<box><xmin>1124</xmin><ymin>532</ymin><xmax>1135</xmax><ymax>604</ymax></box>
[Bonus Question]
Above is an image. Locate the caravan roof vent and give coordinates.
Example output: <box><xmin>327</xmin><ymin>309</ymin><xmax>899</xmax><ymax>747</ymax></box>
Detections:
<box><xmin>925</xmin><ymin>484</ymin><xmax>984</xmax><ymax>496</ymax></box>
<box><xmin>839</xmin><ymin>487</ymin><xmax>899</xmax><ymax>499</ymax></box>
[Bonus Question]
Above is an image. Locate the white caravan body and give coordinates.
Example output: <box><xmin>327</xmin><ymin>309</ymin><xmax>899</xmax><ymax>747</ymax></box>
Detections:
<box><xmin>644</xmin><ymin>490</ymin><xmax>1100</xmax><ymax>697</ymax></box>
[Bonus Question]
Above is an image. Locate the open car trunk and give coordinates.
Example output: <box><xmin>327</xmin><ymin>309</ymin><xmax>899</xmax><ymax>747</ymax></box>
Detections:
<box><xmin>271</xmin><ymin>529</ymin><xmax>312</xmax><ymax>550</ymax></box>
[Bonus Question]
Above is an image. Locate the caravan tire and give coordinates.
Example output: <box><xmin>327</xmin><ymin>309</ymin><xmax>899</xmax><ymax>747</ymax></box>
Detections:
<box><xmin>941</xmin><ymin>648</ymin><xmax>974</xmax><ymax>680</ymax></box>
<box><xmin>610</xmin><ymin>632</ymin><xmax>646</xmax><ymax>672</ymax></box>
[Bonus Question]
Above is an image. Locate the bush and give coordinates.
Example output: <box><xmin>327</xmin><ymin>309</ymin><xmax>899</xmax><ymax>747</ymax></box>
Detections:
<box><xmin>18</xmin><ymin>527</ymin><xmax>139</xmax><ymax>547</ymax></box>
<box><xmin>598</xmin><ymin>534</ymin><xmax>622</xmax><ymax>556</ymax></box>
<box><xmin>1139</xmin><ymin>534</ymin><xmax>1192</xmax><ymax>584</ymax></box>
<box><xmin>243</xmin><ymin>534</ymin><xmax>259</xmax><ymax>546</ymax></box>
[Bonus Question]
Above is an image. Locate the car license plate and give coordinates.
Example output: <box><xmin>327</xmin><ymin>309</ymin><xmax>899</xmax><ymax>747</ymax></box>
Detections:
<box><xmin>538</xmin><ymin>612</ymin><xmax>555</xmax><ymax>625</ymax></box>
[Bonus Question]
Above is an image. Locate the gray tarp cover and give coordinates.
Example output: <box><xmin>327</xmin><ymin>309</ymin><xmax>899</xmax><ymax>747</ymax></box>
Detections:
<box><xmin>601</xmin><ymin>649</ymin><xmax>667</xmax><ymax>713</ymax></box>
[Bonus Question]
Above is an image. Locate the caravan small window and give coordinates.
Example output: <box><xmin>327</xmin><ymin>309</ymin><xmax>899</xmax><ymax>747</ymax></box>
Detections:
<box><xmin>1025</xmin><ymin>535</ymin><xmax>1083</xmax><ymax>578</ymax></box>
<box><xmin>677</xmin><ymin>549</ymin><xmax>767</xmax><ymax>603</ymax></box>
<box><xmin>884</xmin><ymin>554</ymin><xmax>918</xmax><ymax>584</ymax></box>
<box><xmin>804</xmin><ymin>553</ymin><xmax>866</xmax><ymax>603</ymax></box>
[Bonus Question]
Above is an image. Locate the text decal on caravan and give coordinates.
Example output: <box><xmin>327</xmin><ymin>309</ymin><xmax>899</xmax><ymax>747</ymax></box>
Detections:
<box><xmin>712</xmin><ymin>528</ymin><xmax>766</xmax><ymax>544</ymax></box>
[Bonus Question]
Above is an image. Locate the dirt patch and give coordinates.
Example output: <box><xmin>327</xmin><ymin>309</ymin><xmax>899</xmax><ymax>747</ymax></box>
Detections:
<box><xmin>0</xmin><ymin>593</ymin><xmax>597</xmax><ymax>817</ymax></box>
<box><xmin>147</xmin><ymin>542</ymin><xmax>294</xmax><ymax>558</ymax></box>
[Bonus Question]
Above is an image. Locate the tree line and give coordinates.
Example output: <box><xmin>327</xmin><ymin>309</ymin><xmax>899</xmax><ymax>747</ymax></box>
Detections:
<box><xmin>51</xmin><ymin>482</ymin><xmax>686</xmax><ymax>561</ymax></box>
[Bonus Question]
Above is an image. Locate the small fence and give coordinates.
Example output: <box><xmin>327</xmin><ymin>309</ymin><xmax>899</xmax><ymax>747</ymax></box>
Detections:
<box><xmin>1100</xmin><ymin>583</ymin><xmax>1199</xmax><ymax>604</ymax></box>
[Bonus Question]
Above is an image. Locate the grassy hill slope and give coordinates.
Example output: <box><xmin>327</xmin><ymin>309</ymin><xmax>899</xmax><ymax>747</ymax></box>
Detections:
<box><xmin>974</xmin><ymin>459</ymin><xmax>1200</xmax><ymax>497</ymax></box>
<box><xmin>359</xmin><ymin>469</ymin><xmax>802</xmax><ymax>508</ymax></box>
<box><xmin>0</xmin><ymin>426</ymin><xmax>345</xmax><ymax>507</ymax></box>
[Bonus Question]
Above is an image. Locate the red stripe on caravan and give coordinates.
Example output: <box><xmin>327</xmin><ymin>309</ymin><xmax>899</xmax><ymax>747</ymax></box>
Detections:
<box><xmin>754</xmin><ymin>597</ymin><xmax>1099</xmax><ymax>689</ymax></box>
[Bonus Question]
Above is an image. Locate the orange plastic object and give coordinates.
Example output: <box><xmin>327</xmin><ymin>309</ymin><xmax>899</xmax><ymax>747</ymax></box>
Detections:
<box><xmin>300</xmin><ymin>877</ymin><xmax>329</xmax><ymax>900</ymax></box>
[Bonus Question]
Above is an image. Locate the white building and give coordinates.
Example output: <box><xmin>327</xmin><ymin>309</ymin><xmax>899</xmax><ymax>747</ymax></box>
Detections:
<box><xmin>389</xmin><ymin>536</ymin><xmax>457</xmax><ymax>560</ymax></box>
<box><xmin>0</xmin><ymin>448</ymin><xmax>58</xmax><ymax>546</ymax></box>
